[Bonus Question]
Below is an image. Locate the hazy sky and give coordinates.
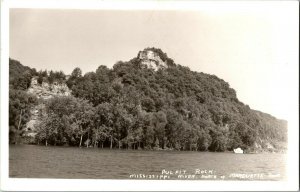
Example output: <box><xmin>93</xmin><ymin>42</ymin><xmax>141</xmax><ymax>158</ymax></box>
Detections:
<box><xmin>9</xmin><ymin>3</ymin><xmax>298</xmax><ymax>120</ymax></box>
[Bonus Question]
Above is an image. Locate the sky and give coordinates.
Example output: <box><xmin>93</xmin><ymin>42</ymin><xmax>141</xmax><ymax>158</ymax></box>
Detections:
<box><xmin>9</xmin><ymin>2</ymin><xmax>299</xmax><ymax>120</ymax></box>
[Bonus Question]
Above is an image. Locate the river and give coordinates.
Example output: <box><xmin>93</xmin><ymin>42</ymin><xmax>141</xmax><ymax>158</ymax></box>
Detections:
<box><xmin>9</xmin><ymin>145</ymin><xmax>286</xmax><ymax>180</ymax></box>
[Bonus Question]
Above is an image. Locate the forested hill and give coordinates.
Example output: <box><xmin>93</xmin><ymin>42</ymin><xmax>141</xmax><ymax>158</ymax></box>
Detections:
<box><xmin>9</xmin><ymin>58</ymin><xmax>35</xmax><ymax>90</ymax></box>
<box><xmin>8</xmin><ymin>48</ymin><xmax>287</xmax><ymax>152</ymax></box>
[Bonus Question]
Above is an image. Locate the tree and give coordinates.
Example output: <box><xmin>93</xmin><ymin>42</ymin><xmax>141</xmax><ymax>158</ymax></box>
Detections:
<box><xmin>208</xmin><ymin>128</ymin><xmax>228</xmax><ymax>152</ymax></box>
<box><xmin>9</xmin><ymin>90</ymin><xmax>37</xmax><ymax>144</ymax></box>
<box><xmin>66</xmin><ymin>67</ymin><xmax>82</xmax><ymax>88</ymax></box>
<box><xmin>35</xmin><ymin>96</ymin><xmax>94</xmax><ymax>147</ymax></box>
<box><xmin>110</xmin><ymin>104</ymin><xmax>134</xmax><ymax>149</ymax></box>
<box><xmin>69</xmin><ymin>98</ymin><xmax>94</xmax><ymax>147</ymax></box>
<box><xmin>152</xmin><ymin>111</ymin><xmax>167</xmax><ymax>148</ymax></box>
<box><xmin>48</xmin><ymin>70</ymin><xmax>66</xmax><ymax>84</ymax></box>
<box><xmin>94</xmin><ymin>103</ymin><xmax>114</xmax><ymax>148</ymax></box>
<box><xmin>197</xmin><ymin>129</ymin><xmax>212</xmax><ymax>151</ymax></box>
<box><xmin>71</xmin><ymin>67</ymin><xmax>82</xmax><ymax>78</ymax></box>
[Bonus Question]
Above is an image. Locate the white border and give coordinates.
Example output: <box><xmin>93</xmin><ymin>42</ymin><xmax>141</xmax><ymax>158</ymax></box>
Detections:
<box><xmin>1</xmin><ymin>0</ymin><xmax>299</xmax><ymax>191</ymax></box>
<box><xmin>1</xmin><ymin>0</ymin><xmax>10</xmax><ymax>190</ymax></box>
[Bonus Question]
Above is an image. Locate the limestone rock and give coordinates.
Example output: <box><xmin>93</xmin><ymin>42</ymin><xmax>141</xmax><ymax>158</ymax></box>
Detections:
<box><xmin>138</xmin><ymin>49</ymin><xmax>167</xmax><ymax>71</ymax></box>
<box><xmin>27</xmin><ymin>77</ymin><xmax>71</xmax><ymax>100</ymax></box>
<box><xmin>25</xmin><ymin>77</ymin><xmax>72</xmax><ymax>135</ymax></box>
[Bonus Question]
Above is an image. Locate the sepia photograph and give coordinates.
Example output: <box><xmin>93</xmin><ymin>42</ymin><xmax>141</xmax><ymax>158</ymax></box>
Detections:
<box><xmin>1</xmin><ymin>0</ymin><xmax>299</xmax><ymax>191</ymax></box>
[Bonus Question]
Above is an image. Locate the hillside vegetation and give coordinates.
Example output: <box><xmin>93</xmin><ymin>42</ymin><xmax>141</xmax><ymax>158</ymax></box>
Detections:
<box><xmin>9</xmin><ymin>48</ymin><xmax>287</xmax><ymax>152</ymax></box>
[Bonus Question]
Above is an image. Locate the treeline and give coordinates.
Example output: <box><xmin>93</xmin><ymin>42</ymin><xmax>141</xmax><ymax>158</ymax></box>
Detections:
<box><xmin>36</xmin><ymin>70</ymin><xmax>66</xmax><ymax>85</ymax></box>
<box><xmin>9</xmin><ymin>58</ymin><xmax>67</xmax><ymax>89</ymax></box>
<box><xmin>9</xmin><ymin>48</ymin><xmax>287</xmax><ymax>151</ymax></box>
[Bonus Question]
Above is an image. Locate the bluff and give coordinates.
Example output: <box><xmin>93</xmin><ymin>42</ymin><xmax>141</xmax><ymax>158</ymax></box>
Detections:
<box><xmin>9</xmin><ymin>60</ymin><xmax>71</xmax><ymax>142</ymax></box>
<box><xmin>27</xmin><ymin>76</ymin><xmax>71</xmax><ymax>99</ymax></box>
<box><xmin>8</xmin><ymin>48</ymin><xmax>287</xmax><ymax>152</ymax></box>
<box><xmin>25</xmin><ymin>76</ymin><xmax>72</xmax><ymax>137</ymax></box>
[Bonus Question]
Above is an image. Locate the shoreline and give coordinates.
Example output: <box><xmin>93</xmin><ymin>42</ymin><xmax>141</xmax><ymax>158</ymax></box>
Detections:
<box><xmin>9</xmin><ymin>143</ymin><xmax>287</xmax><ymax>154</ymax></box>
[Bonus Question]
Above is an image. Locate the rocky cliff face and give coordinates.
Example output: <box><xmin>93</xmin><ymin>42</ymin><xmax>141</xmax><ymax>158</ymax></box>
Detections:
<box><xmin>139</xmin><ymin>49</ymin><xmax>167</xmax><ymax>71</ymax></box>
<box><xmin>27</xmin><ymin>77</ymin><xmax>71</xmax><ymax>99</ymax></box>
<box><xmin>25</xmin><ymin>77</ymin><xmax>72</xmax><ymax>136</ymax></box>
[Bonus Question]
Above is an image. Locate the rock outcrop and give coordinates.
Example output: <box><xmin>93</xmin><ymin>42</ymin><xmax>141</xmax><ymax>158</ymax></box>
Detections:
<box><xmin>138</xmin><ymin>49</ymin><xmax>167</xmax><ymax>71</ymax></box>
<box><xmin>25</xmin><ymin>77</ymin><xmax>71</xmax><ymax>136</ymax></box>
<box><xmin>27</xmin><ymin>77</ymin><xmax>71</xmax><ymax>99</ymax></box>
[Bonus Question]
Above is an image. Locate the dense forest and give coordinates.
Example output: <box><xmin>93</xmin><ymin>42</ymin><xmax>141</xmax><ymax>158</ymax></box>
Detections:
<box><xmin>9</xmin><ymin>48</ymin><xmax>287</xmax><ymax>152</ymax></box>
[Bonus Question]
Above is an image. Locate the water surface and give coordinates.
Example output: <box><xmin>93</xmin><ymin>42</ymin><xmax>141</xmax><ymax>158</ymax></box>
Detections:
<box><xmin>9</xmin><ymin>145</ymin><xmax>286</xmax><ymax>180</ymax></box>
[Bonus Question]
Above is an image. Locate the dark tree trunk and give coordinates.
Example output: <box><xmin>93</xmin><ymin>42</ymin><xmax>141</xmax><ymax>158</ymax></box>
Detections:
<box><xmin>87</xmin><ymin>132</ymin><xmax>90</xmax><ymax>148</ymax></box>
<box><xmin>110</xmin><ymin>135</ymin><xmax>113</xmax><ymax>149</ymax></box>
<box><xmin>16</xmin><ymin>109</ymin><xmax>23</xmax><ymax>145</ymax></box>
